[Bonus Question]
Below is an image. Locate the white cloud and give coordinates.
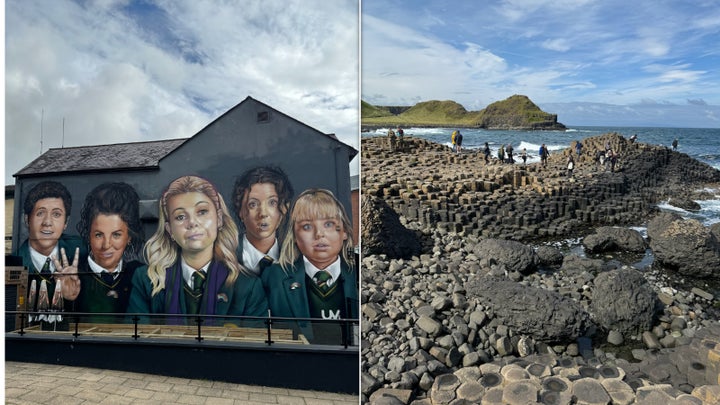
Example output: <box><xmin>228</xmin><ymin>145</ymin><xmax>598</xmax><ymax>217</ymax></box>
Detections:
<box><xmin>541</xmin><ymin>38</ymin><xmax>571</xmax><ymax>52</ymax></box>
<box><xmin>5</xmin><ymin>0</ymin><xmax>359</xmax><ymax>183</ymax></box>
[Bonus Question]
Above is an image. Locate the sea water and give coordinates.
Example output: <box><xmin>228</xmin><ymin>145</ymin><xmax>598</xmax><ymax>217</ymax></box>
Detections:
<box><xmin>364</xmin><ymin>126</ymin><xmax>720</xmax><ymax>225</ymax></box>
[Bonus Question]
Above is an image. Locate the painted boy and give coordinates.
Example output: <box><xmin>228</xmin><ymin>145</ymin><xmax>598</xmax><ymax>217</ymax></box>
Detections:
<box><xmin>16</xmin><ymin>181</ymin><xmax>86</xmax><ymax>319</ymax></box>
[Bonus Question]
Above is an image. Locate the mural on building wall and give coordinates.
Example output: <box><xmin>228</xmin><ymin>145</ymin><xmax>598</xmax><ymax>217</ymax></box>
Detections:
<box><xmin>10</xmin><ymin>98</ymin><xmax>358</xmax><ymax>345</ymax></box>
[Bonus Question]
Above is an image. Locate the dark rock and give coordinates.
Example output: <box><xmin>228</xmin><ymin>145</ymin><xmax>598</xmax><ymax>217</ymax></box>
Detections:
<box><xmin>647</xmin><ymin>215</ymin><xmax>720</xmax><ymax>278</ymax></box>
<box><xmin>456</xmin><ymin>381</ymin><xmax>485</xmax><ymax>402</ymax></box>
<box><xmin>472</xmin><ymin>239</ymin><xmax>539</xmax><ymax>274</ymax></box>
<box><xmin>369</xmin><ymin>388</ymin><xmax>414</xmax><ymax>405</ymax></box>
<box><xmin>466</xmin><ymin>276</ymin><xmax>592</xmax><ymax>341</ymax></box>
<box><xmin>668</xmin><ymin>197</ymin><xmax>702</xmax><ymax>212</ymax></box>
<box><xmin>535</xmin><ymin>245</ymin><xmax>564</xmax><ymax>266</ymax></box>
<box><xmin>479</xmin><ymin>372</ymin><xmax>503</xmax><ymax>389</ymax></box>
<box><xmin>362</xmin><ymin>372</ymin><xmax>383</xmax><ymax>396</ymax></box>
<box><xmin>560</xmin><ymin>254</ymin><xmax>603</xmax><ymax>275</ymax></box>
<box><xmin>572</xmin><ymin>378</ymin><xmax>611</xmax><ymax>404</ymax></box>
<box><xmin>711</xmin><ymin>222</ymin><xmax>720</xmax><ymax>241</ymax></box>
<box><xmin>591</xmin><ymin>269</ymin><xmax>657</xmax><ymax>336</ymax></box>
<box><xmin>582</xmin><ymin>226</ymin><xmax>646</xmax><ymax>253</ymax></box>
<box><xmin>646</xmin><ymin>212</ymin><xmax>683</xmax><ymax>241</ymax></box>
<box><xmin>361</xmin><ymin>195</ymin><xmax>422</xmax><ymax>259</ymax></box>
<box><xmin>502</xmin><ymin>380</ymin><xmax>539</xmax><ymax>404</ymax></box>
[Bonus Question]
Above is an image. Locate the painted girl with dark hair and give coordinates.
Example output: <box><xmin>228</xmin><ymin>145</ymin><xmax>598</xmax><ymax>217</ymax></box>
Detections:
<box><xmin>74</xmin><ymin>182</ymin><xmax>145</xmax><ymax>318</ymax></box>
<box><xmin>232</xmin><ymin>166</ymin><xmax>294</xmax><ymax>275</ymax></box>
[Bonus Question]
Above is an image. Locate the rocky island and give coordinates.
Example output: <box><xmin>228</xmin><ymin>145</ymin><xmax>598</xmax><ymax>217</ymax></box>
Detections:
<box><xmin>361</xmin><ymin>133</ymin><xmax>720</xmax><ymax>404</ymax></box>
<box><xmin>362</xmin><ymin>95</ymin><xmax>567</xmax><ymax>131</ymax></box>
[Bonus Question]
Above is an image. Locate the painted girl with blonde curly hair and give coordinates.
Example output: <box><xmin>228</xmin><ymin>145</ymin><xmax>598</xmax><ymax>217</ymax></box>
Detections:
<box><xmin>128</xmin><ymin>176</ymin><xmax>267</xmax><ymax>322</ymax></box>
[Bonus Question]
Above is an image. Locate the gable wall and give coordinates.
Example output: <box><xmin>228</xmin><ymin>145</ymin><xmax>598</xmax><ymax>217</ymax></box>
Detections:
<box><xmin>11</xmin><ymin>99</ymin><xmax>355</xmax><ymax>255</ymax></box>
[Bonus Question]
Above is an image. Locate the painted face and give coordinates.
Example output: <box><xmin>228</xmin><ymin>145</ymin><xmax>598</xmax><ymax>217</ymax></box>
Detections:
<box><xmin>26</xmin><ymin>197</ymin><xmax>67</xmax><ymax>256</ymax></box>
<box><xmin>294</xmin><ymin>217</ymin><xmax>347</xmax><ymax>270</ymax></box>
<box><xmin>90</xmin><ymin>214</ymin><xmax>130</xmax><ymax>272</ymax></box>
<box><xmin>239</xmin><ymin>183</ymin><xmax>282</xmax><ymax>247</ymax></box>
<box><xmin>165</xmin><ymin>192</ymin><xmax>220</xmax><ymax>258</ymax></box>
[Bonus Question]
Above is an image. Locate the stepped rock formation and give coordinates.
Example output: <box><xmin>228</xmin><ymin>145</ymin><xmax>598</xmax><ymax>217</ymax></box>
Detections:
<box><xmin>362</xmin><ymin>132</ymin><xmax>720</xmax><ymax>245</ymax></box>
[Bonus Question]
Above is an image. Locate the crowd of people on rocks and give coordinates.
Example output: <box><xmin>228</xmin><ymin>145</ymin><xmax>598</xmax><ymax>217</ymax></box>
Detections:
<box><xmin>382</xmin><ymin>128</ymin><xmax>685</xmax><ymax>177</ymax></box>
<box><xmin>446</xmin><ymin>130</ymin><xmax>631</xmax><ymax>175</ymax></box>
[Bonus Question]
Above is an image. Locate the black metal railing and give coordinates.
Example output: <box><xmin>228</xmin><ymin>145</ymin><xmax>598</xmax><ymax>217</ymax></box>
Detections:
<box><xmin>5</xmin><ymin>310</ymin><xmax>359</xmax><ymax>348</ymax></box>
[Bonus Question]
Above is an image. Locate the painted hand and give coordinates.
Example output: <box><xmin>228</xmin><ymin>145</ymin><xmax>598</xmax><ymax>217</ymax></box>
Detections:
<box><xmin>52</xmin><ymin>247</ymin><xmax>81</xmax><ymax>301</ymax></box>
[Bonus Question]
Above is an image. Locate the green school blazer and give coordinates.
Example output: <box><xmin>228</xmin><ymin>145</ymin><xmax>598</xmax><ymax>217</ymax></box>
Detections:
<box><xmin>126</xmin><ymin>262</ymin><xmax>268</xmax><ymax>323</ymax></box>
<box><xmin>16</xmin><ymin>235</ymin><xmax>86</xmax><ymax>313</ymax></box>
<box><xmin>261</xmin><ymin>258</ymin><xmax>358</xmax><ymax>320</ymax></box>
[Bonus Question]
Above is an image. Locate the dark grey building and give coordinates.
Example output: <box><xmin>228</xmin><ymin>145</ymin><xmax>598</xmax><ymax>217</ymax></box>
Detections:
<box><xmin>12</xmin><ymin>96</ymin><xmax>357</xmax><ymax>252</ymax></box>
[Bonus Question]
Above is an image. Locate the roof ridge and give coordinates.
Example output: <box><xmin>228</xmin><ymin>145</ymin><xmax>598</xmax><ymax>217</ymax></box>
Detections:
<box><xmin>44</xmin><ymin>137</ymin><xmax>189</xmax><ymax>151</ymax></box>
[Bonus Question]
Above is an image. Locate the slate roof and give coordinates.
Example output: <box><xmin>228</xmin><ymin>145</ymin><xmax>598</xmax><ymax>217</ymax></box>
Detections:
<box><xmin>14</xmin><ymin>139</ymin><xmax>187</xmax><ymax>177</ymax></box>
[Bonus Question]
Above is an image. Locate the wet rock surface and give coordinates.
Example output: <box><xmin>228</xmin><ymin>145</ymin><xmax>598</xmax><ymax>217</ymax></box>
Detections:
<box><xmin>361</xmin><ymin>133</ymin><xmax>720</xmax><ymax>404</ymax></box>
<box><xmin>648</xmin><ymin>216</ymin><xmax>720</xmax><ymax>278</ymax></box>
<box><xmin>582</xmin><ymin>226</ymin><xmax>647</xmax><ymax>253</ymax></box>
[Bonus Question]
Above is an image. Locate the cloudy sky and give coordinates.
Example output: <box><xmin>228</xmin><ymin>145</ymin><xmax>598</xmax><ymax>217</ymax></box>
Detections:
<box><xmin>362</xmin><ymin>0</ymin><xmax>720</xmax><ymax>128</ymax></box>
<box><xmin>5</xmin><ymin>0</ymin><xmax>359</xmax><ymax>185</ymax></box>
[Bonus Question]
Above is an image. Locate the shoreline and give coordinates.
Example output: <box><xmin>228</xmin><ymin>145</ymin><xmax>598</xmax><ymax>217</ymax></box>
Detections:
<box><xmin>361</xmin><ymin>124</ymin><xmax>568</xmax><ymax>132</ymax></box>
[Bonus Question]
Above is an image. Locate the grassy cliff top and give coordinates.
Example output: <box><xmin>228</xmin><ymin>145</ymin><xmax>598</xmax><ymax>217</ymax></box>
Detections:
<box><xmin>362</xmin><ymin>95</ymin><xmax>565</xmax><ymax>130</ymax></box>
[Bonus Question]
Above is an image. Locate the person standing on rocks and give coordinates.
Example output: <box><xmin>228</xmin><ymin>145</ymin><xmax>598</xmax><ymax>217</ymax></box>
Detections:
<box><xmin>387</xmin><ymin>128</ymin><xmax>397</xmax><ymax>152</ymax></box>
<box><xmin>567</xmin><ymin>154</ymin><xmax>575</xmax><ymax>177</ymax></box>
<box><xmin>672</xmin><ymin>138</ymin><xmax>678</xmax><ymax>151</ymax></box>
<box><xmin>498</xmin><ymin>144</ymin><xmax>505</xmax><ymax>164</ymax></box>
<box><xmin>455</xmin><ymin>131</ymin><xmax>463</xmax><ymax>154</ymax></box>
<box><xmin>575</xmin><ymin>140</ymin><xmax>583</xmax><ymax>157</ymax></box>
<box><xmin>506</xmin><ymin>143</ymin><xmax>514</xmax><ymax>163</ymax></box>
<box><xmin>451</xmin><ymin>130</ymin><xmax>457</xmax><ymax>152</ymax></box>
<box><xmin>521</xmin><ymin>147</ymin><xmax>527</xmax><ymax>165</ymax></box>
<box><xmin>609</xmin><ymin>149</ymin><xmax>618</xmax><ymax>172</ymax></box>
<box><xmin>483</xmin><ymin>142</ymin><xmax>491</xmax><ymax>164</ymax></box>
<box><xmin>540</xmin><ymin>144</ymin><xmax>549</xmax><ymax>167</ymax></box>
<box><xmin>396</xmin><ymin>127</ymin><xmax>404</xmax><ymax>151</ymax></box>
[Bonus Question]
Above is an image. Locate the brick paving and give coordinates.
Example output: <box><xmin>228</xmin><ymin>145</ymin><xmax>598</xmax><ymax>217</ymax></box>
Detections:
<box><xmin>5</xmin><ymin>362</ymin><xmax>358</xmax><ymax>405</ymax></box>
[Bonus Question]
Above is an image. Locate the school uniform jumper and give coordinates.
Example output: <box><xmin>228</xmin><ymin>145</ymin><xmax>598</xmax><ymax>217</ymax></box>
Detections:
<box><xmin>75</xmin><ymin>259</ymin><xmax>144</xmax><ymax>321</ymax></box>
<box><xmin>261</xmin><ymin>258</ymin><xmax>358</xmax><ymax>341</ymax></box>
<box><xmin>126</xmin><ymin>260</ymin><xmax>268</xmax><ymax>325</ymax></box>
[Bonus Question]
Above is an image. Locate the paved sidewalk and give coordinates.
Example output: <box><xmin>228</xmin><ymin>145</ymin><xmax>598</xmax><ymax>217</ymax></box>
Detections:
<box><xmin>5</xmin><ymin>361</ymin><xmax>358</xmax><ymax>404</ymax></box>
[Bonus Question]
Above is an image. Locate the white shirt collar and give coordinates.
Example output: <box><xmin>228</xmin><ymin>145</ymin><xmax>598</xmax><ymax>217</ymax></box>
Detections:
<box><xmin>303</xmin><ymin>256</ymin><xmax>341</xmax><ymax>287</ymax></box>
<box><xmin>88</xmin><ymin>256</ymin><xmax>123</xmax><ymax>278</ymax></box>
<box><xmin>29</xmin><ymin>245</ymin><xmax>59</xmax><ymax>274</ymax></box>
<box><xmin>181</xmin><ymin>257</ymin><xmax>211</xmax><ymax>288</ymax></box>
<box><xmin>242</xmin><ymin>235</ymin><xmax>279</xmax><ymax>275</ymax></box>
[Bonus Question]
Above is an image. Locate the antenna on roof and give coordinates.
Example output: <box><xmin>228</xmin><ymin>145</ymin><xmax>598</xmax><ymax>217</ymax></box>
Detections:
<box><xmin>40</xmin><ymin>108</ymin><xmax>44</xmax><ymax>155</ymax></box>
<box><xmin>62</xmin><ymin>117</ymin><xmax>65</xmax><ymax>148</ymax></box>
